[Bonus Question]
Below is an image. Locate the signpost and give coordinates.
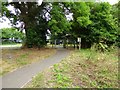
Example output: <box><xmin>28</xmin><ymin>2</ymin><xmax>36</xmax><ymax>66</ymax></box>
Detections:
<box><xmin>77</xmin><ymin>37</ymin><xmax>81</xmax><ymax>50</ymax></box>
<box><xmin>66</xmin><ymin>39</ymin><xmax>68</xmax><ymax>49</ymax></box>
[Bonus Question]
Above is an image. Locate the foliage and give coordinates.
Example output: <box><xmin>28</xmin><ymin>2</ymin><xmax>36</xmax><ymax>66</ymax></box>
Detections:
<box><xmin>51</xmin><ymin>64</ymin><xmax>72</xmax><ymax>88</ymax></box>
<box><xmin>72</xmin><ymin>2</ymin><xmax>92</xmax><ymax>28</ymax></box>
<box><xmin>89</xmin><ymin>2</ymin><xmax>118</xmax><ymax>48</ymax></box>
<box><xmin>25</xmin><ymin>48</ymin><xmax>118</xmax><ymax>88</ymax></box>
<box><xmin>2</xmin><ymin>2</ymin><xmax>119</xmax><ymax>49</ymax></box>
<box><xmin>1</xmin><ymin>28</ymin><xmax>24</xmax><ymax>40</ymax></box>
<box><xmin>71</xmin><ymin>2</ymin><xmax>93</xmax><ymax>48</ymax></box>
<box><xmin>48</xmin><ymin>3</ymin><xmax>71</xmax><ymax>37</ymax></box>
<box><xmin>2</xmin><ymin>2</ymin><xmax>49</xmax><ymax>48</ymax></box>
<box><xmin>69</xmin><ymin>2</ymin><xmax>92</xmax><ymax>36</ymax></box>
<box><xmin>111</xmin><ymin>1</ymin><xmax>119</xmax><ymax>24</ymax></box>
<box><xmin>26</xmin><ymin>26</ymin><xmax>47</xmax><ymax>48</ymax></box>
<box><xmin>27</xmin><ymin>73</ymin><xmax>44</xmax><ymax>88</ymax></box>
<box><xmin>92</xmin><ymin>43</ymin><xmax>108</xmax><ymax>52</ymax></box>
<box><xmin>111</xmin><ymin>1</ymin><xmax>120</xmax><ymax>47</ymax></box>
<box><xmin>1</xmin><ymin>1</ymin><xmax>9</xmax><ymax>16</ymax></box>
<box><xmin>62</xmin><ymin>2</ymin><xmax>118</xmax><ymax>49</ymax></box>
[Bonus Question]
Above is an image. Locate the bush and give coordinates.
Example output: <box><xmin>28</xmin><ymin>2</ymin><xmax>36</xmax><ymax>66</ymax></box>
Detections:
<box><xmin>1</xmin><ymin>28</ymin><xmax>25</xmax><ymax>44</ymax></box>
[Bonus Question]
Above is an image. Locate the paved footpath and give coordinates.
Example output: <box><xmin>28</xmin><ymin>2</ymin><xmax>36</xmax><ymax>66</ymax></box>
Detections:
<box><xmin>1</xmin><ymin>48</ymin><xmax>69</xmax><ymax>88</ymax></box>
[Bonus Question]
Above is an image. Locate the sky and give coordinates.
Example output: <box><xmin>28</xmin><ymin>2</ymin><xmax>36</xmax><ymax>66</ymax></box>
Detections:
<box><xmin>0</xmin><ymin>0</ymin><xmax>119</xmax><ymax>29</ymax></box>
<box><xmin>106</xmin><ymin>0</ymin><xmax>118</xmax><ymax>5</ymax></box>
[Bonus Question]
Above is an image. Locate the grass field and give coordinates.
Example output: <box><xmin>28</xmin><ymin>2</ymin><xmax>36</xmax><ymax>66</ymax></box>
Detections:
<box><xmin>1</xmin><ymin>44</ymin><xmax>22</xmax><ymax>46</ymax></box>
<box><xmin>1</xmin><ymin>48</ymin><xmax>56</xmax><ymax>76</ymax></box>
<box><xmin>25</xmin><ymin>48</ymin><xmax>119</xmax><ymax>88</ymax></box>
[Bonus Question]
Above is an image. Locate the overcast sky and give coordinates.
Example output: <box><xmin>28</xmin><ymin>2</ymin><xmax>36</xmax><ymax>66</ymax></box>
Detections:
<box><xmin>0</xmin><ymin>0</ymin><xmax>119</xmax><ymax>29</ymax></box>
<box><xmin>106</xmin><ymin>0</ymin><xmax>118</xmax><ymax>5</ymax></box>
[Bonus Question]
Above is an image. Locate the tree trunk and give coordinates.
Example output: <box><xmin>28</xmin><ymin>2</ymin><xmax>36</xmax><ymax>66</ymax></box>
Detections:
<box><xmin>81</xmin><ymin>38</ymin><xmax>92</xmax><ymax>49</ymax></box>
<box><xmin>63</xmin><ymin>38</ymin><xmax>66</xmax><ymax>48</ymax></box>
<box><xmin>22</xmin><ymin>27</ymin><xmax>31</xmax><ymax>48</ymax></box>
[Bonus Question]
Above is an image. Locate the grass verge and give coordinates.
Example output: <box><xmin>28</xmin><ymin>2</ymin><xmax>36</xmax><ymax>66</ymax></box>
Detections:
<box><xmin>1</xmin><ymin>48</ymin><xmax>56</xmax><ymax>76</ymax></box>
<box><xmin>25</xmin><ymin>48</ymin><xmax>119</xmax><ymax>88</ymax></box>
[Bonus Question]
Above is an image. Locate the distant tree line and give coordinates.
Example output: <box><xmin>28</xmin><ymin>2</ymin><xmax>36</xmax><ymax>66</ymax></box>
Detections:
<box><xmin>0</xmin><ymin>28</ymin><xmax>24</xmax><ymax>44</ymax></box>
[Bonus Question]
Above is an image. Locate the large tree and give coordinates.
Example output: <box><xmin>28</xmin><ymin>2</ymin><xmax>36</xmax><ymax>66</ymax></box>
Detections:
<box><xmin>66</xmin><ymin>2</ymin><xmax>92</xmax><ymax>48</ymax></box>
<box><xmin>48</xmin><ymin>2</ymin><xmax>72</xmax><ymax>47</ymax></box>
<box><xmin>48</xmin><ymin>3</ymin><xmax>71</xmax><ymax>37</ymax></box>
<box><xmin>111</xmin><ymin>1</ymin><xmax>120</xmax><ymax>47</ymax></box>
<box><xmin>2</xmin><ymin>1</ymin><xmax>49</xmax><ymax>48</ymax></box>
<box><xmin>89</xmin><ymin>2</ymin><xmax>118</xmax><ymax>48</ymax></box>
<box><xmin>65</xmin><ymin>2</ymin><xmax>118</xmax><ymax>49</ymax></box>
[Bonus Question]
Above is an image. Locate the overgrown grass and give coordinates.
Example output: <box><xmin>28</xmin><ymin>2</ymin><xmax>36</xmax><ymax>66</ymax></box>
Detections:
<box><xmin>1</xmin><ymin>48</ymin><xmax>56</xmax><ymax>76</ymax></box>
<box><xmin>25</xmin><ymin>48</ymin><xmax>118</xmax><ymax>88</ymax></box>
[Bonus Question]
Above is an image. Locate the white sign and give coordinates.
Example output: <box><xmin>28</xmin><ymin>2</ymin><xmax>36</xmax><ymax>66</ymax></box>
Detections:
<box><xmin>38</xmin><ymin>0</ymin><xmax>43</xmax><ymax>5</ymax></box>
<box><xmin>77</xmin><ymin>38</ymin><xmax>81</xmax><ymax>42</ymax></box>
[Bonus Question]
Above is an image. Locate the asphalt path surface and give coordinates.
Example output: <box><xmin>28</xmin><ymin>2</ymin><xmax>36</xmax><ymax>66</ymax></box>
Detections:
<box><xmin>1</xmin><ymin>48</ymin><xmax>70</xmax><ymax>88</ymax></box>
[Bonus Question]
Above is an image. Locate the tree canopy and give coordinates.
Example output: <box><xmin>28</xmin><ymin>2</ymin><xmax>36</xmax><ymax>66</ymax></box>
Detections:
<box><xmin>1</xmin><ymin>1</ymin><xmax>119</xmax><ymax>49</ymax></box>
<box><xmin>0</xmin><ymin>28</ymin><xmax>24</xmax><ymax>40</ymax></box>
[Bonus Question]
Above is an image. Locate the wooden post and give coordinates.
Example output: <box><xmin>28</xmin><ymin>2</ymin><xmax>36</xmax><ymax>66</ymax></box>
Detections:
<box><xmin>55</xmin><ymin>39</ymin><xmax>56</xmax><ymax>48</ymax></box>
<box><xmin>67</xmin><ymin>39</ymin><xmax>68</xmax><ymax>49</ymax></box>
<box><xmin>52</xmin><ymin>40</ymin><xmax>53</xmax><ymax>48</ymax></box>
<box><xmin>63</xmin><ymin>38</ymin><xmax>66</xmax><ymax>48</ymax></box>
<box><xmin>75</xmin><ymin>41</ymin><xmax>77</xmax><ymax>50</ymax></box>
<box><xmin>79</xmin><ymin>41</ymin><xmax>80</xmax><ymax>50</ymax></box>
<box><xmin>78</xmin><ymin>37</ymin><xmax>81</xmax><ymax>50</ymax></box>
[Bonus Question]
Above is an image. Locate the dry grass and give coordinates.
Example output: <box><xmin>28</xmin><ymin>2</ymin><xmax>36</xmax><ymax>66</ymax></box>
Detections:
<box><xmin>67</xmin><ymin>49</ymin><xmax>118</xmax><ymax>88</ymax></box>
<box><xmin>25</xmin><ymin>48</ymin><xmax>119</xmax><ymax>88</ymax></box>
<box><xmin>0</xmin><ymin>48</ymin><xmax>56</xmax><ymax>76</ymax></box>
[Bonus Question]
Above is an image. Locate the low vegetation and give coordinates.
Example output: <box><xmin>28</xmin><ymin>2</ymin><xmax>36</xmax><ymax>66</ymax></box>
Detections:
<box><xmin>1</xmin><ymin>48</ymin><xmax>56</xmax><ymax>76</ymax></box>
<box><xmin>25</xmin><ymin>48</ymin><xmax>118</xmax><ymax>88</ymax></box>
<box><xmin>1</xmin><ymin>28</ymin><xmax>25</xmax><ymax>45</ymax></box>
